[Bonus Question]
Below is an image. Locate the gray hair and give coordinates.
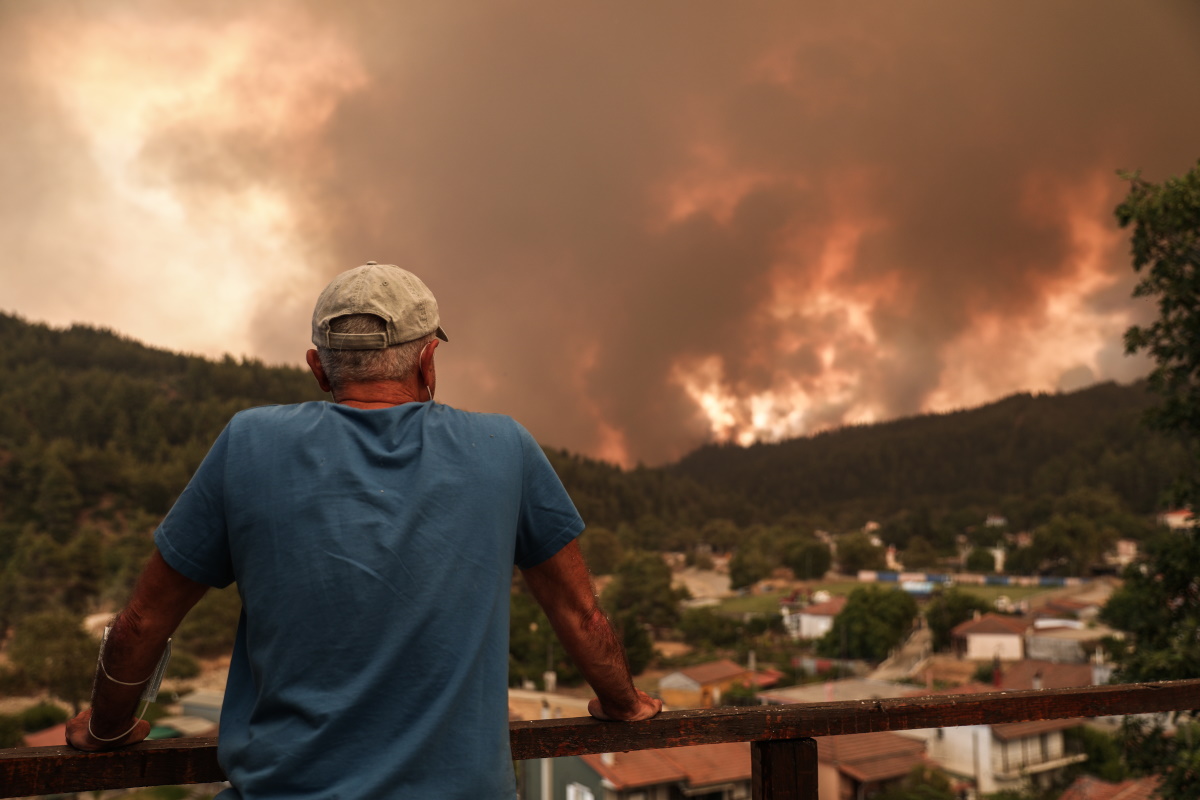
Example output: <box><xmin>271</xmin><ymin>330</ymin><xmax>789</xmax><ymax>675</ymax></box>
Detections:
<box><xmin>316</xmin><ymin>314</ymin><xmax>433</xmax><ymax>391</ymax></box>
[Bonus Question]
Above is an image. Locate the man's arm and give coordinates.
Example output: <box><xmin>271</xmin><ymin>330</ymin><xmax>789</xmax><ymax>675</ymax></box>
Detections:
<box><xmin>520</xmin><ymin>540</ymin><xmax>662</xmax><ymax>721</ymax></box>
<box><xmin>66</xmin><ymin>550</ymin><xmax>210</xmax><ymax>750</ymax></box>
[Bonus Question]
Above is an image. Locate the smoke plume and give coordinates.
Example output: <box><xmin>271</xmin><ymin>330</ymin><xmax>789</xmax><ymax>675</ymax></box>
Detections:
<box><xmin>2</xmin><ymin>1</ymin><xmax>1198</xmax><ymax>464</ymax></box>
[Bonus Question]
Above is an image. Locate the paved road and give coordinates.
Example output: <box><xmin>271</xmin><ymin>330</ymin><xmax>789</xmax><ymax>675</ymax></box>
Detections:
<box><xmin>869</xmin><ymin>624</ymin><xmax>931</xmax><ymax>682</ymax></box>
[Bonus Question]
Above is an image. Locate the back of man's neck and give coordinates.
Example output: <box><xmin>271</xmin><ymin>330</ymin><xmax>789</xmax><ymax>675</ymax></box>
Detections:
<box><xmin>333</xmin><ymin>380</ymin><xmax>422</xmax><ymax>409</ymax></box>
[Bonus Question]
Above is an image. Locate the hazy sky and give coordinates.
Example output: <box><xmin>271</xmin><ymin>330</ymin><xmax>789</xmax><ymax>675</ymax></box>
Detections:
<box><xmin>3</xmin><ymin>1</ymin><xmax>1198</xmax><ymax>465</ymax></box>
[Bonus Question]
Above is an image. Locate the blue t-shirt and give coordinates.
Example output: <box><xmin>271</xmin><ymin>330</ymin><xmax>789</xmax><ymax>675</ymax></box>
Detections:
<box><xmin>154</xmin><ymin>401</ymin><xmax>584</xmax><ymax>800</ymax></box>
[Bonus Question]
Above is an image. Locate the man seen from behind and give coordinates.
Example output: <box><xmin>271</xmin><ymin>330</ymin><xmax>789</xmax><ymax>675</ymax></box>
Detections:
<box><xmin>66</xmin><ymin>262</ymin><xmax>662</xmax><ymax>799</ymax></box>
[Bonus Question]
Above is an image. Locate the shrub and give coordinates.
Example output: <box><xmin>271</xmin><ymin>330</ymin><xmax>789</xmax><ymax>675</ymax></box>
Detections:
<box><xmin>19</xmin><ymin>701</ymin><xmax>68</xmax><ymax>732</ymax></box>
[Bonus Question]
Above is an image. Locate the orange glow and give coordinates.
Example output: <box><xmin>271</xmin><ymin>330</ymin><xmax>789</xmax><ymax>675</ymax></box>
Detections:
<box><xmin>16</xmin><ymin>8</ymin><xmax>366</xmax><ymax>360</ymax></box>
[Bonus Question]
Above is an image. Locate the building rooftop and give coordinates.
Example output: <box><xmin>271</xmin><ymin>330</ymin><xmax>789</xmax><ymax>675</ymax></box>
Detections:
<box><xmin>816</xmin><ymin>732</ymin><xmax>926</xmax><ymax>783</ymax></box>
<box><xmin>951</xmin><ymin>613</ymin><xmax>1029</xmax><ymax>637</ymax></box>
<box><xmin>998</xmin><ymin>660</ymin><xmax>1095</xmax><ymax>691</ymax></box>
<box><xmin>581</xmin><ymin>741</ymin><xmax>750</xmax><ymax>790</ymax></box>
<box><xmin>800</xmin><ymin>596</ymin><xmax>848</xmax><ymax>617</ymax></box>
<box><xmin>671</xmin><ymin>658</ymin><xmax>749</xmax><ymax>686</ymax></box>
<box><xmin>1060</xmin><ymin>774</ymin><xmax>1162</xmax><ymax>800</ymax></box>
<box><xmin>992</xmin><ymin>717</ymin><xmax>1081</xmax><ymax>741</ymax></box>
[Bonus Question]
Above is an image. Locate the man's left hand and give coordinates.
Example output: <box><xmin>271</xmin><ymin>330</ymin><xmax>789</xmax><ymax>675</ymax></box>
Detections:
<box><xmin>65</xmin><ymin>708</ymin><xmax>151</xmax><ymax>752</ymax></box>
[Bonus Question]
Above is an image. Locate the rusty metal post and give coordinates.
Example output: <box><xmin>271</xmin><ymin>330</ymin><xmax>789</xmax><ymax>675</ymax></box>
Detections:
<box><xmin>751</xmin><ymin>737</ymin><xmax>817</xmax><ymax>800</ymax></box>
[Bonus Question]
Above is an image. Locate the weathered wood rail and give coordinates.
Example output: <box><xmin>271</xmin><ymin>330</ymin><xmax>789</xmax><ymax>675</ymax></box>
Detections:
<box><xmin>2</xmin><ymin>680</ymin><xmax>1197</xmax><ymax>799</ymax></box>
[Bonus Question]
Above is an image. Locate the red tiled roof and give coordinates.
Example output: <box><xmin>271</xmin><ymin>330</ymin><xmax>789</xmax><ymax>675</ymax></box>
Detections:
<box><xmin>992</xmin><ymin>717</ymin><xmax>1082</xmax><ymax>741</ymax></box>
<box><xmin>801</xmin><ymin>596</ymin><xmax>848</xmax><ymax>618</ymax></box>
<box><xmin>816</xmin><ymin>732</ymin><xmax>926</xmax><ymax>783</ymax></box>
<box><xmin>22</xmin><ymin>723</ymin><xmax>66</xmax><ymax>747</ymax></box>
<box><xmin>581</xmin><ymin>749</ymin><xmax>685</xmax><ymax>789</ymax></box>
<box><xmin>839</xmin><ymin>753</ymin><xmax>930</xmax><ymax>784</ymax></box>
<box><xmin>951</xmin><ymin>613</ymin><xmax>1029</xmax><ymax>637</ymax></box>
<box><xmin>1060</xmin><ymin>774</ymin><xmax>1162</xmax><ymax>800</ymax></box>
<box><xmin>658</xmin><ymin>741</ymin><xmax>752</xmax><ymax>787</ymax></box>
<box><xmin>998</xmin><ymin>660</ymin><xmax>1094</xmax><ymax>691</ymax></box>
<box><xmin>676</xmin><ymin>658</ymin><xmax>750</xmax><ymax>686</ymax></box>
<box><xmin>750</xmin><ymin>668</ymin><xmax>785</xmax><ymax>688</ymax></box>
<box><xmin>581</xmin><ymin>742</ymin><xmax>750</xmax><ymax>790</ymax></box>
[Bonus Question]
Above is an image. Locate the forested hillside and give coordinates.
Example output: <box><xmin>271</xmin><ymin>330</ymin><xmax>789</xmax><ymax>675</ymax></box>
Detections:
<box><xmin>0</xmin><ymin>312</ymin><xmax>1184</xmax><ymax>638</ymax></box>
<box><xmin>0</xmin><ymin>312</ymin><xmax>1186</xmax><ymax>701</ymax></box>
<box><xmin>673</xmin><ymin>381</ymin><xmax>1184</xmax><ymax>526</ymax></box>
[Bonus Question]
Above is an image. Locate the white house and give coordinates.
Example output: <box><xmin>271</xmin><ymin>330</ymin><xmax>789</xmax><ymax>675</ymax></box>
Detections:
<box><xmin>781</xmin><ymin>595</ymin><xmax>847</xmax><ymax>641</ymax></box>
<box><xmin>951</xmin><ymin>613</ymin><xmax>1028</xmax><ymax>661</ymax></box>
<box><xmin>899</xmin><ymin>686</ymin><xmax>1086</xmax><ymax>795</ymax></box>
<box><xmin>1157</xmin><ymin>509</ymin><xmax>1195</xmax><ymax>530</ymax></box>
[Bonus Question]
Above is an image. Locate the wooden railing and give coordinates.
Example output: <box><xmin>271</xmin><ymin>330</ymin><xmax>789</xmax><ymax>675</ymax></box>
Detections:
<box><xmin>2</xmin><ymin>680</ymin><xmax>1198</xmax><ymax>799</ymax></box>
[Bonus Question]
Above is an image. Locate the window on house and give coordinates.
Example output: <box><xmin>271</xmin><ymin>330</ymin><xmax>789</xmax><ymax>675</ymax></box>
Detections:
<box><xmin>566</xmin><ymin>782</ymin><xmax>595</xmax><ymax>800</ymax></box>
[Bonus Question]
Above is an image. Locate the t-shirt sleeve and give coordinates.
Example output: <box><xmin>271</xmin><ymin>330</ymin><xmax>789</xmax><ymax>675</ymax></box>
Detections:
<box><xmin>154</xmin><ymin>422</ymin><xmax>236</xmax><ymax>588</ymax></box>
<box><xmin>513</xmin><ymin>424</ymin><xmax>585</xmax><ymax>569</ymax></box>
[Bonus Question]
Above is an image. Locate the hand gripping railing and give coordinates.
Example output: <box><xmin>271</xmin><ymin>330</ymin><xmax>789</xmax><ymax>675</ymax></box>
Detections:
<box><xmin>2</xmin><ymin>680</ymin><xmax>1198</xmax><ymax>799</ymax></box>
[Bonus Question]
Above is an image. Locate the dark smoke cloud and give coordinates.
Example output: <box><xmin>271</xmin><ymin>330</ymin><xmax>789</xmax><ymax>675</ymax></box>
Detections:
<box><xmin>3</xmin><ymin>1</ymin><xmax>1199</xmax><ymax>463</ymax></box>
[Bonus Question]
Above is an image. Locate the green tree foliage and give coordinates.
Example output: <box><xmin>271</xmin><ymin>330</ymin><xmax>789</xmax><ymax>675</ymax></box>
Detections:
<box><xmin>8</xmin><ymin>610</ymin><xmax>96</xmax><ymax>713</ymax></box>
<box><xmin>872</xmin><ymin>765</ymin><xmax>956</xmax><ymax>800</ymax></box>
<box><xmin>18</xmin><ymin>701</ymin><xmax>69</xmax><ymax>732</ymax></box>
<box><xmin>0</xmin><ymin>529</ymin><xmax>77</xmax><ymax>629</ymax></box>
<box><xmin>1101</xmin><ymin>531</ymin><xmax>1200</xmax><ymax>683</ymax></box>
<box><xmin>729</xmin><ymin>545</ymin><xmax>772</xmax><ymax>589</ymax></box>
<box><xmin>603</xmin><ymin>551</ymin><xmax>687</xmax><ymax>631</ymax></box>
<box><xmin>835</xmin><ymin>531</ymin><xmax>886</xmax><ymax>575</ymax></box>
<box><xmin>1062</xmin><ymin>726</ymin><xmax>1127</xmax><ymax>784</ymax></box>
<box><xmin>1103</xmin><ymin>162</ymin><xmax>1200</xmax><ymax>800</ymax></box>
<box><xmin>964</xmin><ymin>547</ymin><xmax>996</xmax><ymax>574</ymax></box>
<box><xmin>817</xmin><ymin>585</ymin><xmax>916</xmax><ymax>662</ymax></box>
<box><xmin>925</xmin><ymin>588</ymin><xmax>993</xmax><ymax>652</ymax></box>
<box><xmin>699</xmin><ymin>519</ymin><xmax>742</xmax><ymax>551</ymax></box>
<box><xmin>781</xmin><ymin>536</ymin><xmax>832</xmax><ymax>580</ymax></box>
<box><xmin>0</xmin><ymin>716</ymin><xmax>23</xmax><ymax>749</ymax></box>
<box><xmin>720</xmin><ymin>681</ymin><xmax>759</xmax><ymax>707</ymax></box>
<box><xmin>1027</xmin><ymin>513</ymin><xmax>1117</xmax><ymax>576</ymax></box>
<box><xmin>1117</xmin><ymin>160</ymin><xmax>1200</xmax><ymax>507</ymax></box>
<box><xmin>674</xmin><ymin>381</ymin><xmax>1185</xmax><ymax>524</ymax></box>
<box><xmin>34</xmin><ymin>453</ymin><xmax>83</xmax><ymax>542</ymax></box>
<box><xmin>680</xmin><ymin>608</ymin><xmax>742</xmax><ymax>650</ymax></box>
<box><xmin>578</xmin><ymin>526</ymin><xmax>623</xmax><ymax>575</ymax></box>
<box><xmin>614</xmin><ymin>610</ymin><xmax>654</xmax><ymax>675</ymax></box>
<box><xmin>900</xmin><ymin>536</ymin><xmax>938</xmax><ymax>571</ymax></box>
<box><xmin>508</xmin><ymin>590</ymin><xmax>583</xmax><ymax>688</ymax></box>
<box><xmin>174</xmin><ymin>586</ymin><xmax>242</xmax><ymax>658</ymax></box>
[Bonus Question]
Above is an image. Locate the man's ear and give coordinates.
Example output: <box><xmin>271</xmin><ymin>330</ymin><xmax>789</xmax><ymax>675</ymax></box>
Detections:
<box><xmin>419</xmin><ymin>339</ymin><xmax>438</xmax><ymax>397</ymax></box>
<box><xmin>306</xmin><ymin>349</ymin><xmax>333</xmax><ymax>394</ymax></box>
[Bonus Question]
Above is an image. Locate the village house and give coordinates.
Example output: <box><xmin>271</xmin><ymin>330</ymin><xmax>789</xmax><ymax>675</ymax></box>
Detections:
<box><xmin>1157</xmin><ymin>509</ymin><xmax>1195</xmax><ymax>530</ymax></box>
<box><xmin>813</xmin><ymin>732</ymin><xmax>930</xmax><ymax>800</ymax></box>
<box><xmin>780</xmin><ymin>595</ymin><xmax>847</xmax><ymax>641</ymax></box>
<box><xmin>898</xmin><ymin>684</ymin><xmax>1086</xmax><ymax>796</ymax></box>
<box><xmin>951</xmin><ymin>613</ymin><xmax>1029</xmax><ymax>661</ymax></box>
<box><xmin>1024</xmin><ymin>621</ymin><xmax>1119</xmax><ymax>664</ymax></box>
<box><xmin>525</xmin><ymin>732</ymin><xmax>931</xmax><ymax>800</ymax></box>
<box><xmin>657</xmin><ymin>659</ymin><xmax>751</xmax><ymax>709</ymax></box>
<box><xmin>523</xmin><ymin>741</ymin><xmax>752</xmax><ymax>800</ymax></box>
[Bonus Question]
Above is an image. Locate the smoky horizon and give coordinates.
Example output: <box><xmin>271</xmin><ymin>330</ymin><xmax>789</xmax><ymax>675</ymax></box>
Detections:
<box><xmin>2</xmin><ymin>1</ymin><xmax>1198</xmax><ymax>466</ymax></box>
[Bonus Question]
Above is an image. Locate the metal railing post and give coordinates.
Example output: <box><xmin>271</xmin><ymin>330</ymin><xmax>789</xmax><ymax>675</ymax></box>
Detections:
<box><xmin>751</xmin><ymin>737</ymin><xmax>817</xmax><ymax>800</ymax></box>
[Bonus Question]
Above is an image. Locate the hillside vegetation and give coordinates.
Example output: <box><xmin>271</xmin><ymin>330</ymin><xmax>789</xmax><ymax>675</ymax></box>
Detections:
<box><xmin>0</xmin><ymin>312</ymin><xmax>1182</xmax><ymax>678</ymax></box>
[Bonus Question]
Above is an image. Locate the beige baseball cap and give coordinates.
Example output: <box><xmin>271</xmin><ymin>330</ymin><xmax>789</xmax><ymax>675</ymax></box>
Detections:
<box><xmin>312</xmin><ymin>262</ymin><xmax>449</xmax><ymax>350</ymax></box>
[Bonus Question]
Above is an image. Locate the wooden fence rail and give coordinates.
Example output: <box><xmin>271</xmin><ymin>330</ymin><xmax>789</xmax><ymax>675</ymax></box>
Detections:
<box><xmin>2</xmin><ymin>679</ymin><xmax>1198</xmax><ymax>798</ymax></box>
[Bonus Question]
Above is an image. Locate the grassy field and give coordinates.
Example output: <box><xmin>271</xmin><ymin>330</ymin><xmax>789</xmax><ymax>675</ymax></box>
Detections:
<box><xmin>715</xmin><ymin>580</ymin><xmax>1058</xmax><ymax>616</ymax></box>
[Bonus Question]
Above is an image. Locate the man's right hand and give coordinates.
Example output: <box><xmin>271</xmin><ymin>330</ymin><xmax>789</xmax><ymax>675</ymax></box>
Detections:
<box><xmin>588</xmin><ymin>689</ymin><xmax>663</xmax><ymax>722</ymax></box>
